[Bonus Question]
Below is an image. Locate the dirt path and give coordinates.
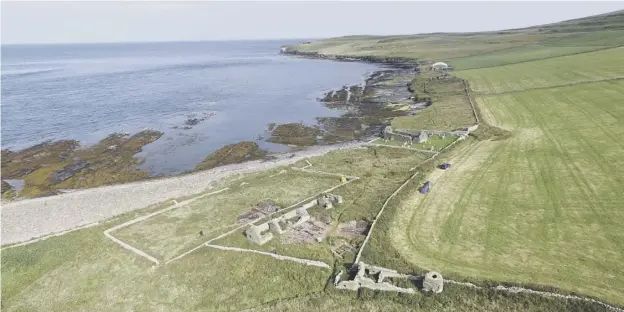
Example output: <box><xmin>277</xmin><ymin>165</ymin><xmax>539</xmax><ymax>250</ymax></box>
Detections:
<box><xmin>1</xmin><ymin>142</ymin><xmax>365</xmax><ymax>246</ymax></box>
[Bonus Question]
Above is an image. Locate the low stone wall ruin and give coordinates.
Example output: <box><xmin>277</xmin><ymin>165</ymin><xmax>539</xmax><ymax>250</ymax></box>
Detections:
<box><xmin>245</xmin><ymin>193</ymin><xmax>343</xmax><ymax>245</ymax></box>
<box><xmin>334</xmin><ymin>262</ymin><xmax>443</xmax><ymax>294</ymax></box>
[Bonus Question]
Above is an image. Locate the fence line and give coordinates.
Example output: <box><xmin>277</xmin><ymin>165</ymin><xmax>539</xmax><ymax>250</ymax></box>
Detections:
<box><xmin>463</xmin><ymin>79</ymin><xmax>480</xmax><ymax>125</ymax></box>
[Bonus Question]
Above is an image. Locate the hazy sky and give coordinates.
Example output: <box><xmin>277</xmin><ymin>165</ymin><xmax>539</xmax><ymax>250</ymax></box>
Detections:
<box><xmin>2</xmin><ymin>1</ymin><xmax>623</xmax><ymax>44</ymax></box>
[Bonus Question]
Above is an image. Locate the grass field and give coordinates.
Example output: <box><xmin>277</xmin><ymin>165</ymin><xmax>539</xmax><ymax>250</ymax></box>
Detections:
<box><xmin>246</xmin><ymin>287</ymin><xmax>606</xmax><ymax>312</ymax></box>
<box><xmin>392</xmin><ymin>76</ymin><xmax>478</xmax><ymax>131</ymax></box>
<box><xmin>448</xmin><ymin>30</ymin><xmax>624</xmax><ymax>70</ymax></box>
<box><xmin>0</xmin><ymin>146</ymin><xmax>437</xmax><ymax>311</ymax></box>
<box><xmin>291</xmin><ymin>32</ymin><xmax>565</xmax><ymax>60</ymax></box>
<box><xmin>387</xmin><ymin>81</ymin><xmax>624</xmax><ymax>305</ymax></box>
<box><xmin>3</xmin><ymin>9</ymin><xmax>624</xmax><ymax>312</ymax></box>
<box><xmin>113</xmin><ymin>171</ymin><xmax>340</xmax><ymax>262</ymax></box>
<box><xmin>290</xmin><ymin>147</ymin><xmax>433</xmax><ymax>222</ymax></box>
<box><xmin>455</xmin><ymin>47</ymin><xmax>624</xmax><ymax>94</ymax></box>
<box><xmin>288</xmin><ymin>11</ymin><xmax>623</xmax><ymax>62</ymax></box>
<box><xmin>0</xmin><ymin>203</ymin><xmax>330</xmax><ymax>312</ymax></box>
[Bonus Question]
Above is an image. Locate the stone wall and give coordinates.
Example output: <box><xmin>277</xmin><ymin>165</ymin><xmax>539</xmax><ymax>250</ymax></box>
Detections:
<box><xmin>244</xmin><ymin>194</ymin><xmax>343</xmax><ymax>245</ymax></box>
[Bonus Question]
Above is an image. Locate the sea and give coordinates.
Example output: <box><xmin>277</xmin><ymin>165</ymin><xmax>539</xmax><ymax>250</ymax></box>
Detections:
<box><xmin>1</xmin><ymin>40</ymin><xmax>379</xmax><ymax>175</ymax></box>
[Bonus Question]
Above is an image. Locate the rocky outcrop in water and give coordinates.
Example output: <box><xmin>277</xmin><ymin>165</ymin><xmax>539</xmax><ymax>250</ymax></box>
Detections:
<box><xmin>1</xmin><ymin>130</ymin><xmax>163</xmax><ymax>198</ymax></box>
<box><xmin>51</xmin><ymin>161</ymin><xmax>89</xmax><ymax>184</ymax></box>
<box><xmin>266</xmin><ymin>123</ymin><xmax>322</xmax><ymax>146</ymax></box>
<box><xmin>195</xmin><ymin>141</ymin><xmax>268</xmax><ymax>171</ymax></box>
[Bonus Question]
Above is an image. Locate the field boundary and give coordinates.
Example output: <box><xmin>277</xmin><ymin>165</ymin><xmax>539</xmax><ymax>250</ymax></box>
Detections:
<box><xmin>164</xmin><ymin>163</ymin><xmax>361</xmax><ymax>267</ymax></box>
<box><xmin>346</xmin><ymin>65</ymin><xmax>624</xmax><ymax>310</ymax></box>
<box><xmin>476</xmin><ymin>76</ymin><xmax>624</xmax><ymax>96</ymax></box>
<box><xmin>363</xmin><ymin>141</ymin><xmax>438</xmax><ymax>153</ymax></box>
<box><xmin>103</xmin><ymin>188</ymin><xmax>230</xmax><ymax>265</ymax></box>
<box><xmin>205</xmin><ymin>244</ymin><xmax>331</xmax><ymax>269</ymax></box>
<box><xmin>1</xmin><ymin>221</ymin><xmax>101</xmax><ymax>250</ymax></box>
<box><xmin>463</xmin><ymin>79</ymin><xmax>480</xmax><ymax>124</ymax></box>
<box><xmin>449</xmin><ymin>44</ymin><xmax>623</xmax><ymax>71</ymax></box>
<box><xmin>445</xmin><ymin>280</ymin><xmax>624</xmax><ymax>312</ymax></box>
<box><xmin>354</xmin><ymin>135</ymin><xmax>466</xmax><ymax>264</ymax></box>
<box><xmin>349</xmin><ymin>132</ymin><xmax>624</xmax><ymax>311</ymax></box>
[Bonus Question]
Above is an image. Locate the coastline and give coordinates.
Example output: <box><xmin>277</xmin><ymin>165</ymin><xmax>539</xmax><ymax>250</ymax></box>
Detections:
<box><xmin>1</xmin><ymin>49</ymin><xmax>420</xmax><ymax>245</ymax></box>
<box><xmin>1</xmin><ymin>53</ymin><xmax>417</xmax><ymax>201</ymax></box>
<box><xmin>280</xmin><ymin>47</ymin><xmax>417</xmax><ymax>67</ymax></box>
<box><xmin>0</xmin><ymin>140</ymin><xmax>368</xmax><ymax>246</ymax></box>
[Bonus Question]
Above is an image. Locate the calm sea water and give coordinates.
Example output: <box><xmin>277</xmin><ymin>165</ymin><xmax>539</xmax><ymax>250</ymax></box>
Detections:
<box><xmin>1</xmin><ymin>40</ymin><xmax>378</xmax><ymax>175</ymax></box>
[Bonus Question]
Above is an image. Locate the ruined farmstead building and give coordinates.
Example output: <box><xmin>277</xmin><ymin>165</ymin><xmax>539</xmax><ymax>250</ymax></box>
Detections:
<box><xmin>414</xmin><ymin>130</ymin><xmax>428</xmax><ymax>143</ymax></box>
<box><xmin>383</xmin><ymin>126</ymin><xmax>429</xmax><ymax>144</ymax></box>
<box><xmin>317</xmin><ymin>193</ymin><xmax>343</xmax><ymax>210</ymax></box>
<box><xmin>244</xmin><ymin>194</ymin><xmax>344</xmax><ymax>245</ymax></box>
<box><xmin>383</xmin><ymin>126</ymin><xmax>412</xmax><ymax>143</ymax></box>
<box><xmin>245</xmin><ymin>223</ymin><xmax>274</xmax><ymax>245</ymax></box>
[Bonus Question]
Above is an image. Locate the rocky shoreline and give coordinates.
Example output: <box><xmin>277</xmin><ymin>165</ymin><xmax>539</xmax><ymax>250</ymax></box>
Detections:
<box><xmin>1</xmin><ymin>48</ymin><xmax>420</xmax><ymax>200</ymax></box>
<box><xmin>280</xmin><ymin>47</ymin><xmax>417</xmax><ymax>67</ymax></box>
<box><xmin>266</xmin><ymin>50</ymin><xmax>420</xmax><ymax>147</ymax></box>
<box><xmin>1</xmin><ymin>130</ymin><xmax>164</xmax><ymax>199</ymax></box>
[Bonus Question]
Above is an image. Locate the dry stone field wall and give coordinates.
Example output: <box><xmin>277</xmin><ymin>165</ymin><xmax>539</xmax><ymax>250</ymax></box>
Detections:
<box><xmin>99</xmin><ymin>162</ymin><xmax>360</xmax><ymax>268</ymax></box>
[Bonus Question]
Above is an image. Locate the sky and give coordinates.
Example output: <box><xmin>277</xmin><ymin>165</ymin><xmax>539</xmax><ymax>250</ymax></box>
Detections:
<box><xmin>1</xmin><ymin>1</ymin><xmax>623</xmax><ymax>44</ymax></box>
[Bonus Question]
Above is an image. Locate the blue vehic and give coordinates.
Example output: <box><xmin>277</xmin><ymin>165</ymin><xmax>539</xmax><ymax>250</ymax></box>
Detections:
<box><xmin>419</xmin><ymin>181</ymin><xmax>431</xmax><ymax>194</ymax></box>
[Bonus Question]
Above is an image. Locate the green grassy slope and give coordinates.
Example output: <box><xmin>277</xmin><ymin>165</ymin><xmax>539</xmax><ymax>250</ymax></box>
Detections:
<box><xmin>289</xmin><ymin>10</ymin><xmax>624</xmax><ymax>65</ymax></box>
<box><xmin>113</xmin><ymin>171</ymin><xmax>338</xmax><ymax>261</ymax></box>
<box><xmin>288</xmin><ymin>9</ymin><xmax>624</xmax><ymax>307</ymax></box>
<box><xmin>3</xmin><ymin>9</ymin><xmax>624</xmax><ymax>312</ymax></box>
<box><xmin>388</xmin><ymin>81</ymin><xmax>624</xmax><ymax>305</ymax></box>
<box><xmin>454</xmin><ymin>47</ymin><xmax>624</xmax><ymax>94</ymax></box>
<box><xmin>447</xmin><ymin>30</ymin><xmax>624</xmax><ymax>70</ymax></box>
<box><xmin>1</xmin><ymin>212</ymin><xmax>329</xmax><ymax>312</ymax></box>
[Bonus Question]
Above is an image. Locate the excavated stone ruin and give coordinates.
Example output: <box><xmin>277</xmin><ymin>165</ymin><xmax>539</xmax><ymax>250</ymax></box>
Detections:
<box><xmin>334</xmin><ymin>262</ymin><xmax>444</xmax><ymax>295</ymax></box>
<box><xmin>237</xmin><ymin>200</ymin><xmax>282</xmax><ymax>224</ymax></box>
<box><xmin>244</xmin><ymin>195</ymin><xmax>345</xmax><ymax>245</ymax></box>
<box><xmin>336</xmin><ymin>220</ymin><xmax>369</xmax><ymax>238</ymax></box>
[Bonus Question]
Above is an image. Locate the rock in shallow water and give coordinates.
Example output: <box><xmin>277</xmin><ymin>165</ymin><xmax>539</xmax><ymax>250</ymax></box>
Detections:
<box><xmin>195</xmin><ymin>141</ymin><xmax>268</xmax><ymax>171</ymax></box>
<box><xmin>51</xmin><ymin>161</ymin><xmax>89</xmax><ymax>184</ymax></box>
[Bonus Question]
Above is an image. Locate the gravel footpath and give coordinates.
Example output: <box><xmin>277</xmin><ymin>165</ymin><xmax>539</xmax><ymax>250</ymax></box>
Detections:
<box><xmin>1</xmin><ymin>142</ymin><xmax>365</xmax><ymax>246</ymax></box>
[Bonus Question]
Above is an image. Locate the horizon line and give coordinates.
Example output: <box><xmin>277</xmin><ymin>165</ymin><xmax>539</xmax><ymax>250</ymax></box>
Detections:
<box><xmin>0</xmin><ymin>37</ymin><xmax>324</xmax><ymax>46</ymax></box>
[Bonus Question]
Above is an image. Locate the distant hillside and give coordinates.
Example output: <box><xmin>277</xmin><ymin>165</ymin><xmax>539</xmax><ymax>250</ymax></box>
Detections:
<box><xmin>285</xmin><ymin>10</ymin><xmax>624</xmax><ymax>63</ymax></box>
<box><xmin>527</xmin><ymin>9</ymin><xmax>624</xmax><ymax>33</ymax></box>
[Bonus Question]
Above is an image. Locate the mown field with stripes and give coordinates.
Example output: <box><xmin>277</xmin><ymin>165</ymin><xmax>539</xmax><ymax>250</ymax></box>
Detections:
<box><xmin>454</xmin><ymin>47</ymin><xmax>623</xmax><ymax>94</ymax></box>
<box><xmin>389</xmin><ymin>49</ymin><xmax>624</xmax><ymax>305</ymax></box>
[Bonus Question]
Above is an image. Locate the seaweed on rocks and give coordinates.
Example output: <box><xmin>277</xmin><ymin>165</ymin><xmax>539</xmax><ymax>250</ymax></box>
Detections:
<box><xmin>195</xmin><ymin>141</ymin><xmax>268</xmax><ymax>171</ymax></box>
<box><xmin>1</xmin><ymin>130</ymin><xmax>163</xmax><ymax>198</ymax></box>
<box><xmin>266</xmin><ymin>123</ymin><xmax>322</xmax><ymax>146</ymax></box>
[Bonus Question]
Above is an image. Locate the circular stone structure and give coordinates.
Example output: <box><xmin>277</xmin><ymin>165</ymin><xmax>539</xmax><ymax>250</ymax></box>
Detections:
<box><xmin>422</xmin><ymin>271</ymin><xmax>444</xmax><ymax>293</ymax></box>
